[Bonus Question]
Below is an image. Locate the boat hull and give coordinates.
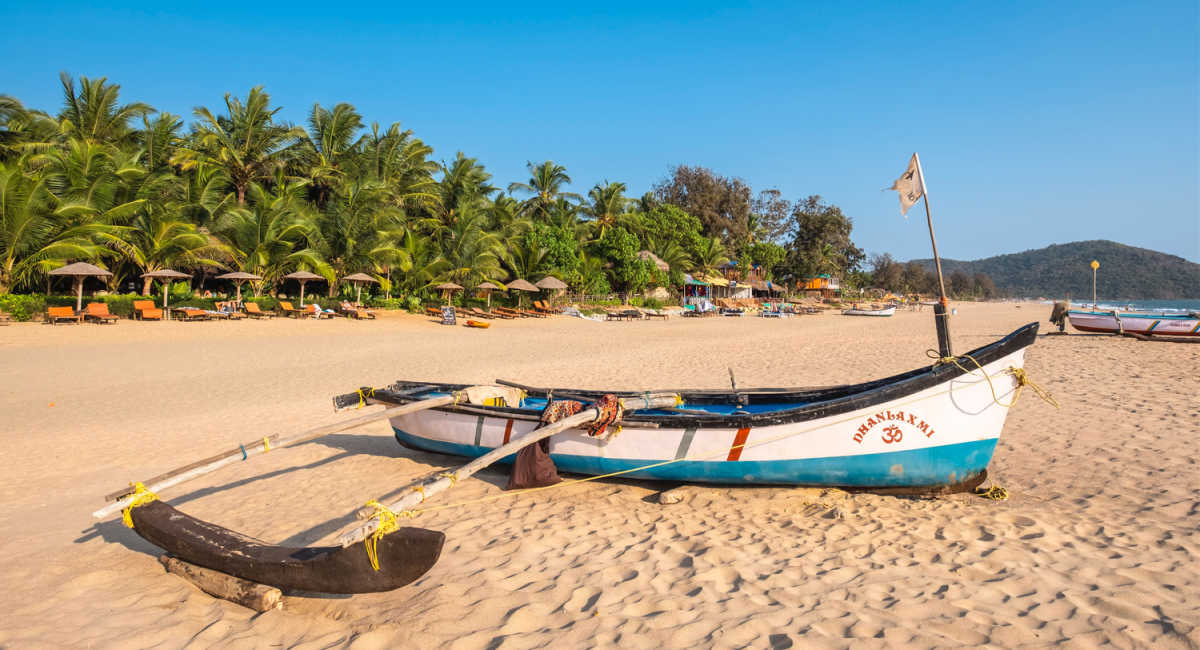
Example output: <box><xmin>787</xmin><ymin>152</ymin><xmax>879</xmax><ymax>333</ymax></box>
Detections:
<box><xmin>382</xmin><ymin>324</ymin><xmax>1036</xmax><ymax>491</ymax></box>
<box><xmin>1067</xmin><ymin>310</ymin><xmax>1200</xmax><ymax>336</ymax></box>
<box><xmin>842</xmin><ymin>306</ymin><xmax>896</xmax><ymax>317</ymax></box>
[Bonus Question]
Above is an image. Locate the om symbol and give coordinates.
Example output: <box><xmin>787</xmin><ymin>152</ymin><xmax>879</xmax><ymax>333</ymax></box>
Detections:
<box><xmin>881</xmin><ymin>425</ymin><xmax>903</xmax><ymax>444</ymax></box>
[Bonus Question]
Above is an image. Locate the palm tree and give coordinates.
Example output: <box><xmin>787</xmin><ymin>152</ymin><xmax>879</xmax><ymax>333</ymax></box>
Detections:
<box><xmin>309</xmin><ymin>179</ymin><xmax>410</xmax><ymax>296</ymax></box>
<box><xmin>102</xmin><ymin>210</ymin><xmax>228</xmax><ymax>294</ymax></box>
<box><xmin>56</xmin><ymin>72</ymin><xmax>152</xmax><ymax>146</ymax></box>
<box><xmin>435</xmin><ymin>152</ymin><xmax>495</xmax><ymax>226</ymax></box>
<box><xmin>0</xmin><ymin>162</ymin><xmax>107</xmax><ymax>292</ymax></box>
<box><xmin>299</xmin><ymin>102</ymin><xmax>363</xmax><ymax>207</ymax></box>
<box><xmin>0</xmin><ymin>96</ymin><xmax>58</xmax><ymax>160</ymax></box>
<box><xmin>390</xmin><ymin>230</ymin><xmax>444</xmax><ymax>296</ymax></box>
<box><xmin>508</xmin><ymin>160</ymin><xmax>579</xmax><ymax>219</ymax></box>
<box><xmin>212</xmin><ymin>175</ymin><xmax>323</xmax><ymax>295</ymax></box>
<box><xmin>582</xmin><ymin>180</ymin><xmax>629</xmax><ymax>238</ymax></box>
<box><xmin>358</xmin><ymin>122</ymin><xmax>438</xmax><ymax>211</ymax></box>
<box><xmin>173</xmin><ymin>86</ymin><xmax>305</xmax><ymax>206</ymax></box>
<box><xmin>437</xmin><ymin>208</ymin><xmax>505</xmax><ymax>288</ymax></box>
<box><xmin>690</xmin><ymin>236</ymin><xmax>730</xmax><ymax>277</ymax></box>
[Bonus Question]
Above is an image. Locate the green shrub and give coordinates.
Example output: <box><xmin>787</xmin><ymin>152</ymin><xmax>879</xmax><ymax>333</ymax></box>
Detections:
<box><xmin>0</xmin><ymin>294</ymin><xmax>46</xmax><ymax>321</ymax></box>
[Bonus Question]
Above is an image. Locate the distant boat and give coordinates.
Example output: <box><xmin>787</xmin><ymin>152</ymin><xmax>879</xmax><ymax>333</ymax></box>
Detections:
<box><xmin>1066</xmin><ymin>310</ymin><xmax>1200</xmax><ymax>337</ymax></box>
<box><xmin>843</xmin><ymin>306</ymin><xmax>896</xmax><ymax>317</ymax></box>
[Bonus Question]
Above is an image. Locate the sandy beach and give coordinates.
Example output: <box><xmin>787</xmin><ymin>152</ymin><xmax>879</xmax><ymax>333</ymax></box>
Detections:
<box><xmin>1</xmin><ymin>303</ymin><xmax>1196</xmax><ymax>648</ymax></box>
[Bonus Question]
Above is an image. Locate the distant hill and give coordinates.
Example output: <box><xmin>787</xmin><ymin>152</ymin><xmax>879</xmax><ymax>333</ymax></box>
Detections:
<box><xmin>911</xmin><ymin>240</ymin><xmax>1200</xmax><ymax>299</ymax></box>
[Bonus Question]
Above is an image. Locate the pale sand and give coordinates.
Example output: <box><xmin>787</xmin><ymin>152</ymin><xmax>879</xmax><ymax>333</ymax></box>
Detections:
<box><xmin>0</xmin><ymin>304</ymin><xmax>1196</xmax><ymax>648</ymax></box>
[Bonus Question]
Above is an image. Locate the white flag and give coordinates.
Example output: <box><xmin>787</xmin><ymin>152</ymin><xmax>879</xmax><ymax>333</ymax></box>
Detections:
<box><xmin>888</xmin><ymin>153</ymin><xmax>925</xmax><ymax>217</ymax></box>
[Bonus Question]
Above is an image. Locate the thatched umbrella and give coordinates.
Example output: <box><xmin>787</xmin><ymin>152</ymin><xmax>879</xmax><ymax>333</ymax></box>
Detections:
<box><xmin>535</xmin><ymin>276</ymin><xmax>567</xmax><ymax>306</ymax></box>
<box><xmin>49</xmin><ymin>262</ymin><xmax>113</xmax><ymax>312</ymax></box>
<box><xmin>215</xmin><ymin>271</ymin><xmax>262</xmax><ymax>302</ymax></box>
<box><xmin>434</xmin><ymin>281</ymin><xmax>463</xmax><ymax>305</ymax></box>
<box><xmin>342</xmin><ymin>272</ymin><xmax>378</xmax><ymax>305</ymax></box>
<box><xmin>637</xmin><ymin>250</ymin><xmax>670</xmax><ymax>272</ymax></box>
<box><xmin>507</xmin><ymin>278</ymin><xmax>538</xmax><ymax>307</ymax></box>
<box><xmin>142</xmin><ymin>269</ymin><xmax>192</xmax><ymax>320</ymax></box>
<box><xmin>283</xmin><ymin>270</ymin><xmax>324</xmax><ymax>307</ymax></box>
<box><xmin>476</xmin><ymin>281</ymin><xmax>501</xmax><ymax>308</ymax></box>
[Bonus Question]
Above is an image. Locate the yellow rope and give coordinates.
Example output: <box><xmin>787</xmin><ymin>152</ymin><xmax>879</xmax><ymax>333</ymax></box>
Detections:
<box><xmin>121</xmin><ymin>482</ymin><xmax>158</xmax><ymax>528</ymax></box>
<box><xmin>262</xmin><ymin>437</ymin><xmax>271</xmax><ymax>453</ymax></box>
<box><xmin>437</xmin><ymin>472</ymin><xmax>458</xmax><ymax>486</ymax></box>
<box><xmin>362</xmin><ymin>499</ymin><xmax>402</xmax><ymax>571</ymax></box>
<box><xmin>928</xmin><ymin>350</ymin><xmax>1058</xmax><ymax>409</ymax></box>
<box><xmin>356</xmin><ymin>387</ymin><xmax>376</xmax><ymax>409</ymax></box>
<box><xmin>975</xmin><ymin>484</ymin><xmax>1009</xmax><ymax>500</ymax></box>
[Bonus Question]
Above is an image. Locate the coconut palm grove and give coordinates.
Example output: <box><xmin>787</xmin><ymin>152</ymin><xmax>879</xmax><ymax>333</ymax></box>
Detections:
<box><xmin>0</xmin><ymin>74</ymin><xmax>996</xmax><ymax>317</ymax></box>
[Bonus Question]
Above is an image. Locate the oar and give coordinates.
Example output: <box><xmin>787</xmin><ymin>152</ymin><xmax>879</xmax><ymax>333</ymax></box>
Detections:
<box><xmin>93</xmin><ymin>391</ymin><xmax>472</xmax><ymax>520</ymax></box>
<box><xmin>335</xmin><ymin>392</ymin><xmax>680</xmax><ymax>548</ymax></box>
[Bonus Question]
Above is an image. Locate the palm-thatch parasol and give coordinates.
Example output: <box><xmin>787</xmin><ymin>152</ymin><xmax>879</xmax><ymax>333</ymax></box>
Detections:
<box><xmin>142</xmin><ymin>269</ymin><xmax>192</xmax><ymax>320</ymax></box>
<box><xmin>506</xmin><ymin>278</ymin><xmax>538</xmax><ymax>307</ymax></box>
<box><xmin>476</xmin><ymin>281</ymin><xmax>501</xmax><ymax>308</ymax></box>
<box><xmin>342</xmin><ymin>272</ymin><xmax>378</xmax><ymax>305</ymax></box>
<box><xmin>283</xmin><ymin>270</ymin><xmax>325</xmax><ymax>307</ymax></box>
<box><xmin>215</xmin><ymin>271</ymin><xmax>262</xmax><ymax>302</ymax></box>
<box><xmin>637</xmin><ymin>250</ymin><xmax>670</xmax><ymax>272</ymax></box>
<box><xmin>434</xmin><ymin>281</ymin><xmax>464</xmax><ymax>305</ymax></box>
<box><xmin>534</xmin><ymin>276</ymin><xmax>567</xmax><ymax>307</ymax></box>
<box><xmin>49</xmin><ymin>262</ymin><xmax>113</xmax><ymax>312</ymax></box>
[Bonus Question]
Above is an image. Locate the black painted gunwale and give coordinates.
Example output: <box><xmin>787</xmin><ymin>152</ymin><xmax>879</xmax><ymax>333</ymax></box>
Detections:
<box><xmin>366</xmin><ymin>322</ymin><xmax>1039</xmax><ymax>430</ymax></box>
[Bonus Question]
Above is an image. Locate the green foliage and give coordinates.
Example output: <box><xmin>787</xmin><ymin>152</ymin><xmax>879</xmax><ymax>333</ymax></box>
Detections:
<box><xmin>0</xmin><ymin>293</ymin><xmax>45</xmax><ymax>320</ymax></box>
<box><xmin>520</xmin><ymin>222</ymin><xmax>582</xmax><ymax>285</ymax></box>
<box><xmin>594</xmin><ymin>226</ymin><xmax>659</xmax><ymax>294</ymax></box>
<box><xmin>743</xmin><ymin>241</ymin><xmax>786</xmax><ymax>279</ymax></box>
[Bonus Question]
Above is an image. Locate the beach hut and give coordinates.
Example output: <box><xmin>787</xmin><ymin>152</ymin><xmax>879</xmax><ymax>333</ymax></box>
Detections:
<box><xmin>215</xmin><ymin>271</ymin><xmax>261</xmax><ymax>303</ymax></box>
<box><xmin>142</xmin><ymin>269</ymin><xmax>192</xmax><ymax>320</ymax></box>
<box><xmin>682</xmin><ymin>274</ymin><xmax>711</xmax><ymax>306</ymax></box>
<box><xmin>637</xmin><ymin>250</ymin><xmax>670</xmax><ymax>272</ymax></box>
<box><xmin>506</xmin><ymin>278</ymin><xmax>538</xmax><ymax>307</ymax></box>
<box><xmin>434</xmin><ymin>282</ymin><xmax>463</xmax><ymax>305</ymax></box>
<box><xmin>475</xmin><ymin>281</ymin><xmax>501</xmax><ymax>308</ymax></box>
<box><xmin>49</xmin><ymin>262</ymin><xmax>113</xmax><ymax>312</ymax></box>
<box><xmin>283</xmin><ymin>270</ymin><xmax>325</xmax><ymax>307</ymax></box>
<box><xmin>342</xmin><ymin>272</ymin><xmax>378</xmax><ymax>305</ymax></box>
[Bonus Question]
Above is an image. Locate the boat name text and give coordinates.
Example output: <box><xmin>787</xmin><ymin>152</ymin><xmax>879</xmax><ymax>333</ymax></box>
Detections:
<box><xmin>853</xmin><ymin>410</ymin><xmax>934</xmax><ymax>444</ymax></box>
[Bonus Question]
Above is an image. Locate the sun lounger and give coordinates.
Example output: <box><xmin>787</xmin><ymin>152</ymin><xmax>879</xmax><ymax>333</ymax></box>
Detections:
<box><xmin>469</xmin><ymin>307</ymin><xmax>495</xmax><ymax>319</ymax></box>
<box><xmin>493</xmin><ymin>307</ymin><xmax>526</xmax><ymax>318</ymax></box>
<box><xmin>83</xmin><ymin>302</ymin><xmax>120</xmax><ymax>324</ymax></box>
<box><xmin>243</xmin><ymin>302</ymin><xmax>275</xmax><ymax>319</ymax></box>
<box><xmin>215</xmin><ymin>302</ymin><xmax>247</xmax><ymax>320</ymax></box>
<box><xmin>132</xmin><ymin>300</ymin><xmax>162</xmax><ymax>321</ymax></box>
<box><xmin>641</xmin><ymin>309</ymin><xmax>668</xmax><ymax>320</ymax></box>
<box><xmin>172</xmin><ymin>307</ymin><xmax>209</xmax><ymax>321</ymax></box>
<box><xmin>0</xmin><ymin>310</ymin><xmax>10</xmax><ymax>325</ymax></box>
<box><xmin>425</xmin><ymin>306</ymin><xmax>444</xmax><ymax>319</ymax></box>
<box><xmin>45</xmin><ymin>306</ymin><xmax>82</xmax><ymax>325</ymax></box>
<box><xmin>339</xmin><ymin>301</ymin><xmax>375</xmax><ymax>319</ymax></box>
<box><xmin>277</xmin><ymin>301</ymin><xmax>307</xmax><ymax>318</ymax></box>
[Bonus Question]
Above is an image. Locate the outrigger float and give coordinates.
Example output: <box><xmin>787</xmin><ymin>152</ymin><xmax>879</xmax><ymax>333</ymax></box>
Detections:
<box><xmin>93</xmin><ymin>153</ymin><xmax>1050</xmax><ymax>599</ymax></box>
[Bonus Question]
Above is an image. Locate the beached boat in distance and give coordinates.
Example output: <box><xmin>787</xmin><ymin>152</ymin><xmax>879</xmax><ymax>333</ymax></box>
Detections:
<box><xmin>842</xmin><ymin>305</ymin><xmax>896</xmax><ymax>317</ymax></box>
<box><xmin>348</xmin><ymin>322</ymin><xmax>1039</xmax><ymax>493</ymax></box>
<box><xmin>1066</xmin><ymin>310</ymin><xmax>1200</xmax><ymax>337</ymax></box>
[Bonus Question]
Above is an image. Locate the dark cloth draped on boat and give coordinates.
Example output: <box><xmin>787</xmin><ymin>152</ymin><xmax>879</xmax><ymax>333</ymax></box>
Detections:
<box><xmin>1049</xmin><ymin>302</ymin><xmax>1069</xmax><ymax>331</ymax></box>
<box><xmin>506</xmin><ymin>395</ymin><xmax>625</xmax><ymax>489</ymax></box>
<box><xmin>506</xmin><ymin>400</ymin><xmax>580</xmax><ymax>490</ymax></box>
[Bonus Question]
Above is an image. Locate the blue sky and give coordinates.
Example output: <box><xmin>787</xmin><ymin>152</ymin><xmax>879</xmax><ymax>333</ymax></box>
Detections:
<box><xmin>4</xmin><ymin>1</ymin><xmax>1197</xmax><ymax>262</ymax></box>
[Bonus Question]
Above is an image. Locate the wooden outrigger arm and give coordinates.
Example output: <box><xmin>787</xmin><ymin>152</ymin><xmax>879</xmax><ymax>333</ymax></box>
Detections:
<box><xmin>335</xmin><ymin>392</ymin><xmax>681</xmax><ymax>548</ymax></box>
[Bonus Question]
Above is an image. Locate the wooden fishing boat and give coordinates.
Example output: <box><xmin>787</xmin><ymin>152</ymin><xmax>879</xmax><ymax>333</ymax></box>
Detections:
<box><xmin>842</xmin><ymin>306</ymin><xmax>896</xmax><ymax>317</ymax></box>
<box><xmin>1066</xmin><ymin>310</ymin><xmax>1200</xmax><ymax>337</ymax></box>
<box><xmin>348</xmin><ymin>322</ymin><xmax>1039</xmax><ymax>492</ymax></box>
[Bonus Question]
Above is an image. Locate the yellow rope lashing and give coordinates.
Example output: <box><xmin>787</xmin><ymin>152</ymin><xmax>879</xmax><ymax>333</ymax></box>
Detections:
<box><xmin>437</xmin><ymin>472</ymin><xmax>458</xmax><ymax>486</ymax></box>
<box><xmin>262</xmin><ymin>437</ymin><xmax>271</xmax><ymax>453</ymax></box>
<box><xmin>356</xmin><ymin>387</ymin><xmax>376</xmax><ymax>409</ymax></box>
<box><xmin>975</xmin><ymin>484</ymin><xmax>1009</xmax><ymax>501</ymax></box>
<box><xmin>362</xmin><ymin>499</ymin><xmax>402</xmax><ymax>571</ymax></box>
<box><xmin>121</xmin><ymin>482</ymin><xmax>158</xmax><ymax>528</ymax></box>
<box><xmin>927</xmin><ymin>350</ymin><xmax>1058</xmax><ymax>409</ymax></box>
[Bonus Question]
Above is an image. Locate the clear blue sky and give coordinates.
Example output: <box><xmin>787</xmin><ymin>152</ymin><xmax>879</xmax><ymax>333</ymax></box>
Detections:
<box><xmin>4</xmin><ymin>1</ymin><xmax>1197</xmax><ymax>262</ymax></box>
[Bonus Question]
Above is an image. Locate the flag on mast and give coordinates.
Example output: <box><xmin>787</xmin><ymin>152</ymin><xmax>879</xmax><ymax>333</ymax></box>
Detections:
<box><xmin>888</xmin><ymin>153</ymin><xmax>925</xmax><ymax>217</ymax></box>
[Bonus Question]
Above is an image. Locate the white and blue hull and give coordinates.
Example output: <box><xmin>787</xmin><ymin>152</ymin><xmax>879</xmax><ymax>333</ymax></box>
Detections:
<box><xmin>383</xmin><ymin>326</ymin><xmax>1036</xmax><ymax>490</ymax></box>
